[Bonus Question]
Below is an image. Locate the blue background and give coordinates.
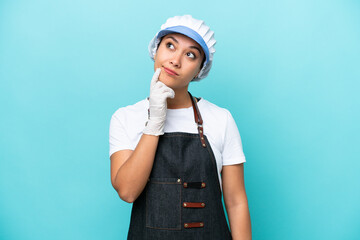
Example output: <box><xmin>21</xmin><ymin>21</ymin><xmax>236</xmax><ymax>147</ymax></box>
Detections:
<box><xmin>1</xmin><ymin>0</ymin><xmax>359</xmax><ymax>239</ymax></box>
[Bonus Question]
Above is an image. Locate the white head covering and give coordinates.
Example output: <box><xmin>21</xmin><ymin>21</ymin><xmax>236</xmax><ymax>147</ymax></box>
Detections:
<box><xmin>148</xmin><ymin>15</ymin><xmax>216</xmax><ymax>81</ymax></box>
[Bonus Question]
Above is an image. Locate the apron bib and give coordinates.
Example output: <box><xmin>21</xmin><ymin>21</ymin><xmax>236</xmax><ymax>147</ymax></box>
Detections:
<box><xmin>127</xmin><ymin>91</ymin><xmax>232</xmax><ymax>240</ymax></box>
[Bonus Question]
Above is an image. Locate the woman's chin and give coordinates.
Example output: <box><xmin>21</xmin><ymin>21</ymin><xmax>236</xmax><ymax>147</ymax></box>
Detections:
<box><xmin>159</xmin><ymin>75</ymin><xmax>174</xmax><ymax>85</ymax></box>
<box><xmin>158</xmin><ymin>75</ymin><xmax>189</xmax><ymax>91</ymax></box>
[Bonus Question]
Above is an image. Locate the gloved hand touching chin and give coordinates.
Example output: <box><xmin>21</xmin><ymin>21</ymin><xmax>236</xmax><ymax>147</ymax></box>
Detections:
<box><xmin>143</xmin><ymin>68</ymin><xmax>175</xmax><ymax>136</ymax></box>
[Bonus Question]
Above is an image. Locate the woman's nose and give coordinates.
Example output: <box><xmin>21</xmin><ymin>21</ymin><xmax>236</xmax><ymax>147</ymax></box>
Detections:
<box><xmin>170</xmin><ymin>52</ymin><xmax>181</xmax><ymax>67</ymax></box>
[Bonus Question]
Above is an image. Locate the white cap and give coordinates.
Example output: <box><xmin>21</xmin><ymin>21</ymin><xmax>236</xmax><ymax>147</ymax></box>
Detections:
<box><xmin>148</xmin><ymin>15</ymin><xmax>216</xmax><ymax>81</ymax></box>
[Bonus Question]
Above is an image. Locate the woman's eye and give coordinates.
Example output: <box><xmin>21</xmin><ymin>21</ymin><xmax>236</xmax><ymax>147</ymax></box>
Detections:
<box><xmin>187</xmin><ymin>52</ymin><xmax>196</xmax><ymax>59</ymax></box>
<box><xmin>166</xmin><ymin>42</ymin><xmax>196</xmax><ymax>59</ymax></box>
<box><xmin>166</xmin><ymin>42</ymin><xmax>174</xmax><ymax>49</ymax></box>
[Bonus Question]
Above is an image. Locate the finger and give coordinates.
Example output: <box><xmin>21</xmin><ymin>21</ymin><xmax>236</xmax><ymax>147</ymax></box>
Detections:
<box><xmin>151</xmin><ymin>68</ymin><xmax>162</xmax><ymax>88</ymax></box>
<box><xmin>162</xmin><ymin>88</ymin><xmax>175</xmax><ymax>99</ymax></box>
<box><xmin>155</xmin><ymin>81</ymin><xmax>166</xmax><ymax>89</ymax></box>
<box><xmin>166</xmin><ymin>90</ymin><xmax>175</xmax><ymax>99</ymax></box>
<box><xmin>156</xmin><ymin>79</ymin><xmax>172</xmax><ymax>89</ymax></box>
<box><xmin>156</xmin><ymin>82</ymin><xmax>173</xmax><ymax>93</ymax></box>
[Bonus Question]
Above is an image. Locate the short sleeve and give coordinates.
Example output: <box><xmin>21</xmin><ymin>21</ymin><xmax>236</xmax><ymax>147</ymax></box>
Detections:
<box><xmin>109</xmin><ymin>111</ymin><xmax>134</xmax><ymax>157</ymax></box>
<box><xmin>221</xmin><ymin>110</ymin><xmax>246</xmax><ymax>165</ymax></box>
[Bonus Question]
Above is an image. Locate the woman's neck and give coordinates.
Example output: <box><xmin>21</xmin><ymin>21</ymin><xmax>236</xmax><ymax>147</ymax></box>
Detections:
<box><xmin>166</xmin><ymin>88</ymin><xmax>192</xmax><ymax>109</ymax></box>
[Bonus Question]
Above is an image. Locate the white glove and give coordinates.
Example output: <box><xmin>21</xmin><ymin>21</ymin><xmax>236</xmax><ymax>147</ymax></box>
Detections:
<box><xmin>143</xmin><ymin>68</ymin><xmax>175</xmax><ymax>136</ymax></box>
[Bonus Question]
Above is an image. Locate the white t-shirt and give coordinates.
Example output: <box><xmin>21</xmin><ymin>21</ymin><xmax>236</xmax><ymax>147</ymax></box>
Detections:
<box><xmin>109</xmin><ymin>97</ymin><xmax>246</xmax><ymax>190</ymax></box>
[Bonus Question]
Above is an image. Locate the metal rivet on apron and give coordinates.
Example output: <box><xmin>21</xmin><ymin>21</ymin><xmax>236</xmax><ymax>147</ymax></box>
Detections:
<box><xmin>183</xmin><ymin>203</ymin><xmax>187</xmax><ymax>207</ymax></box>
<box><xmin>201</xmin><ymin>203</ymin><xmax>205</xmax><ymax>207</ymax></box>
<box><xmin>200</xmin><ymin>130</ymin><xmax>202</xmax><ymax>133</ymax></box>
<box><xmin>184</xmin><ymin>223</ymin><xmax>188</xmax><ymax>228</ymax></box>
<box><xmin>177</xmin><ymin>178</ymin><xmax>181</xmax><ymax>183</ymax></box>
<box><xmin>202</xmin><ymin>143</ymin><xmax>206</xmax><ymax>147</ymax></box>
<box><xmin>201</xmin><ymin>137</ymin><xmax>204</xmax><ymax>140</ymax></box>
<box><xmin>201</xmin><ymin>182</ymin><xmax>206</xmax><ymax>188</ymax></box>
<box><xmin>183</xmin><ymin>182</ymin><xmax>188</xmax><ymax>188</ymax></box>
<box><xmin>200</xmin><ymin>223</ymin><xmax>204</xmax><ymax>227</ymax></box>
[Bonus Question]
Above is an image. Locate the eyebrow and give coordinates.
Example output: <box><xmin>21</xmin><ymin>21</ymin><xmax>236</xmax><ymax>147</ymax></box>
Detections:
<box><xmin>164</xmin><ymin>36</ymin><xmax>202</xmax><ymax>56</ymax></box>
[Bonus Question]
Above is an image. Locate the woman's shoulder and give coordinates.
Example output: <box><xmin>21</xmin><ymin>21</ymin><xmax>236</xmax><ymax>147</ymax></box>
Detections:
<box><xmin>113</xmin><ymin>98</ymin><xmax>148</xmax><ymax>113</ymax></box>
<box><xmin>198</xmin><ymin>98</ymin><xmax>232</xmax><ymax>118</ymax></box>
<box><xmin>111</xmin><ymin>98</ymin><xmax>148</xmax><ymax>120</ymax></box>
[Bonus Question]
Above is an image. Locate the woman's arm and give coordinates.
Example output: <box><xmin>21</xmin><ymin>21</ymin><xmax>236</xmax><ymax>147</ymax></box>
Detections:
<box><xmin>110</xmin><ymin>68</ymin><xmax>174</xmax><ymax>203</ymax></box>
<box><xmin>110</xmin><ymin>134</ymin><xmax>159</xmax><ymax>203</ymax></box>
<box><xmin>222</xmin><ymin>163</ymin><xmax>252</xmax><ymax>240</ymax></box>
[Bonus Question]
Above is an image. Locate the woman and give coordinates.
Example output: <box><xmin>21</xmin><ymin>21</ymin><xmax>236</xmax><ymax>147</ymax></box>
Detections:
<box><xmin>109</xmin><ymin>15</ymin><xmax>251</xmax><ymax>239</ymax></box>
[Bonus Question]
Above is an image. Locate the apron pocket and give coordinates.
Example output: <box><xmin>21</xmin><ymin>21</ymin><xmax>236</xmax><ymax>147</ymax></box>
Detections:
<box><xmin>145</xmin><ymin>177</ymin><xmax>182</xmax><ymax>230</ymax></box>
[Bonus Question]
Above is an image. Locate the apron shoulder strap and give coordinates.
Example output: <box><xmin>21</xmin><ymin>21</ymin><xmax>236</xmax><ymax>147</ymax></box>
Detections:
<box><xmin>188</xmin><ymin>91</ymin><xmax>207</xmax><ymax>148</ymax></box>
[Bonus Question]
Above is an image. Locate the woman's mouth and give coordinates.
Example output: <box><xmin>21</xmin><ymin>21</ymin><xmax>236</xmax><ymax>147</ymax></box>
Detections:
<box><xmin>163</xmin><ymin>67</ymin><xmax>178</xmax><ymax>76</ymax></box>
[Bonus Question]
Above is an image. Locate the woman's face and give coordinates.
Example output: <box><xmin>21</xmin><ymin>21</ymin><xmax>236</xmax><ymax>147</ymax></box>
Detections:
<box><xmin>154</xmin><ymin>33</ymin><xmax>205</xmax><ymax>91</ymax></box>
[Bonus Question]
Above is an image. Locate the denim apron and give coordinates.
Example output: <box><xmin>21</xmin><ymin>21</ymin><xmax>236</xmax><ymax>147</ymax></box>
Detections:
<box><xmin>127</xmin><ymin>91</ymin><xmax>232</xmax><ymax>239</ymax></box>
